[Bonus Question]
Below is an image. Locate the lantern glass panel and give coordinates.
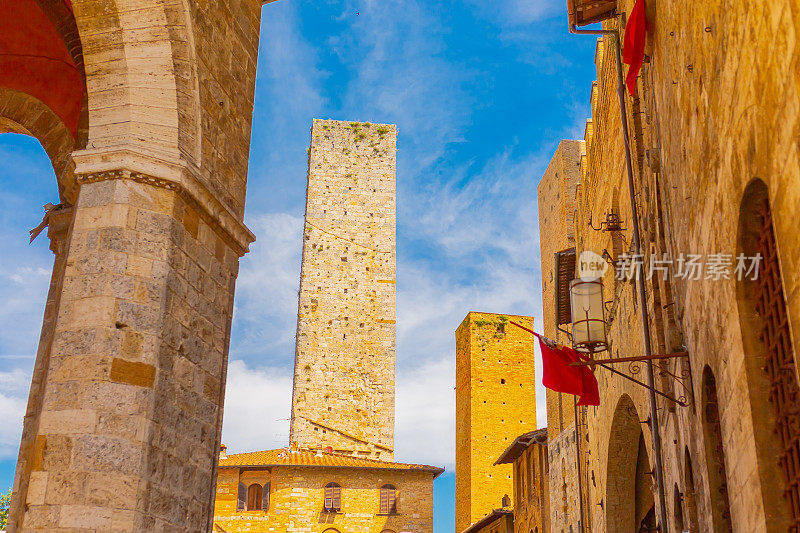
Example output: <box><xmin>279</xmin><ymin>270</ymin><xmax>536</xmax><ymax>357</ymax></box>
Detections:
<box><xmin>570</xmin><ymin>277</ymin><xmax>608</xmax><ymax>352</ymax></box>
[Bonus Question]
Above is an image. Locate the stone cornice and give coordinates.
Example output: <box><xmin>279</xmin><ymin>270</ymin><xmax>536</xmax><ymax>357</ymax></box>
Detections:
<box><xmin>71</xmin><ymin>147</ymin><xmax>255</xmax><ymax>256</ymax></box>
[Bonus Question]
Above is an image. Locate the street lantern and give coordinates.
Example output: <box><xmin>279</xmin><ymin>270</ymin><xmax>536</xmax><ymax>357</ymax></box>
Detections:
<box><xmin>569</xmin><ymin>277</ymin><xmax>608</xmax><ymax>353</ymax></box>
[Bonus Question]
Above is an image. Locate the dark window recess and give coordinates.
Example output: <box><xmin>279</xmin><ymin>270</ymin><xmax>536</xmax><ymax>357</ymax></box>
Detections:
<box><xmin>237</xmin><ymin>482</ymin><xmax>246</xmax><ymax>511</ymax></box>
<box><xmin>555</xmin><ymin>248</ymin><xmax>577</xmax><ymax>326</ymax></box>
<box><xmin>754</xmin><ymin>200</ymin><xmax>800</xmax><ymax>525</ymax></box>
<box><xmin>324</xmin><ymin>482</ymin><xmax>342</xmax><ymax>512</ymax></box>
<box><xmin>380</xmin><ymin>484</ymin><xmax>397</xmax><ymax>515</ymax></box>
<box><xmin>262</xmin><ymin>482</ymin><xmax>271</xmax><ymax>512</ymax></box>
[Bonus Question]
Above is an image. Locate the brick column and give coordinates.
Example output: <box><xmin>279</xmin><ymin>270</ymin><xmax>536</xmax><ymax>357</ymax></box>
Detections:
<box><xmin>10</xmin><ymin>162</ymin><xmax>252</xmax><ymax>531</ymax></box>
<box><xmin>8</xmin><ymin>206</ymin><xmax>74</xmax><ymax>532</ymax></box>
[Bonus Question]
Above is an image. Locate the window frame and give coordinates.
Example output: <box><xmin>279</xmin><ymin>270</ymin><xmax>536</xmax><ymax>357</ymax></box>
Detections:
<box><xmin>379</xmin><ymin>484</ymin><xmax>398</xmax><ymax>515</ymax></box>
<box><xmin>323</xmin><ymin>482</ymin><xmax>342</xmax><ymax>513</ymax></box>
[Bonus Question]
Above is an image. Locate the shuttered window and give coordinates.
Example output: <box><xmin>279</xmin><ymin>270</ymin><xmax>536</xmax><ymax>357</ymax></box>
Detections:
<box><xmin>324</xmin><ymin>482</ymin><xmax>342</xmax><ymax>512</ymax></box>
<box><xmin>237</xmin><ymin>482</ymin><xmax>246</xmax><ymax>511</ymax></box>
<box><xmin>262</xmin><ymin>482</ymin><xmax>271</xmax><ymax>512</ymax></box>
<box><xmin>246</xmin><ymin>484</ymin><xmax>263</xmax><ymax>511</ymax></box>
<box><xmin>379</xmin><ymin>484</ymin><xmax>397</xmax><ymax>515</ymax></box>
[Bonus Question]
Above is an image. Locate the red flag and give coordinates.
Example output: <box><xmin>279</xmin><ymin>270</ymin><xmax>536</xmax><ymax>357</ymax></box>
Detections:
<box><xmin>623</xmin><ymin>0</ymin><xmax>648</xmax><ymax>96</ymax></box>
<box><xmin>537</xmin><ymin>335</ymin><xmax>599</xmax><ymax>406</ymax></box>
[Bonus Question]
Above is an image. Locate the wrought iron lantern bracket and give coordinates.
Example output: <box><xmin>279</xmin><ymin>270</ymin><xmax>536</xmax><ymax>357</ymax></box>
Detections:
<box><xmin>569</xmin><ymin>351</ymin><xmax>691</xmax><ymax>407</ymax></box>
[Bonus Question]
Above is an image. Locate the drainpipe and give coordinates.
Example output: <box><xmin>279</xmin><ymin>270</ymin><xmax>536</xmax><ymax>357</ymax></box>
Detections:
<box><xmin>569</xmin><ymin>22</ymin><xmax>670</xmax><ymax>533</ymax></box>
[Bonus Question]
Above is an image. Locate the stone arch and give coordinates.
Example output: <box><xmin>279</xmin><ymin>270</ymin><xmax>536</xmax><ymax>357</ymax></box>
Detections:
<box><xmin>70</xmin><ymin>0</ymin><xmax>186</xmax><ymax>161</ymax></box>
<box><xmin>605</xmin><ymin>394</ymin><xmax>649</xmax><ymax>532</ymax></box>
<box><xmin>700</xmin><ymin>366</ymin><xmax>732</xmax><ymax>532</ymax></box>
<box><xmin>0</xmin><ymin>89</ymin><xmax>81</xmax><ymax>203</ymax></box>
<box><xmin>735</xmin><ymin>177</ymin><xmax>799</xmax><ymax>529</ymax></box>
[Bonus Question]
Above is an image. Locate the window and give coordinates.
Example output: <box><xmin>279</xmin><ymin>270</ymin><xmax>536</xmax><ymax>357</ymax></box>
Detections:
<box><xmin>237</xmin><ymin>482</ymin><xmax>246</xmax><ymax>511</ymax></box>
<box><xmin>324</xmin><ymin>482</ymin><xmax>342</xmax><ymax>512</ymax></box>
<box><xmin>246</xmin><ymin>484</ymin><xmax>262</xmax><ymax>511</ymax></box>
<box><xmin>380</xmin><ymin>484</ymin><xmax>397</xmax><ymax>515</ymax></box>
<box><xmin>701</xmin><ymin>367</ymin><xmax>732</xmax><ymax>532</ymax></box>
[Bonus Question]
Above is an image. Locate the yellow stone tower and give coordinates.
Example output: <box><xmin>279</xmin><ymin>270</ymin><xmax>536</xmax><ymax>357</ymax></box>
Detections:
<box><xmin>289</xmin><ymin>119</ymin><xmax>397</xmax><ymax>460</ymax></box>
<box><xmin>455</xmin><ymin>312</ymin><xmax>537</xmax><ymax>533</ymax></box>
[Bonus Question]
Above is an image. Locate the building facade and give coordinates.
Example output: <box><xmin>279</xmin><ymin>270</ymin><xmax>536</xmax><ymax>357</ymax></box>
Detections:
<box><xmin>455</xmin><ymin>313</ymin><xmax>538</xmax><ymax>533</ymax></box>
<box><xmin>538</xmin><ymin>1</ymin><xmax>800</xmax><ymax>532</ymax></box>
<box><xmin>212</xmin><ymin>448</ymin><xmax>442</xmax><ymax>533</ymax></box>
<box><xmin>494</xmin><ymin>429</ymin><xmax>550</xmax><ymax>533</ymax></box>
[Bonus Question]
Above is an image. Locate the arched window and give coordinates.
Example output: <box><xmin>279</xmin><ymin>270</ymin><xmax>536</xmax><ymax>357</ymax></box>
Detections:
<box><xmin>380</xmin><ymin>484</ymin><xmax>397</xmax><ymax>515</ymax></box>
<box><xmin>324</xmin><ymin>482</ymin><xmax>342</xmax><ymax>512</ymax></box>
<box><xmin>736</xmin><ymin>179</ymin><xmax>799</xmax><ymax>529</ymax></box>
<box><xmin>237</xmin><ymin>482</ymin><xmax>246</xmax><ymax>511</ymax></box>
<box><xmin>683</xmin><ymin>448</ymin><xmax>700</xmax><ymax>532</ymax></box>
<box><xmin>701</xmin><ymin>367</ymin><xmax>732</xmax><ymax>532</ymax></box>
<box><xmin>246</xmin><ymin>484</ymin><xmax>262</xmax><ymax>511</ymax></box>
<box><xmin>673</xmin><ymin>483</ymin><xmax>685</xmax><ymax>532</ymax></box>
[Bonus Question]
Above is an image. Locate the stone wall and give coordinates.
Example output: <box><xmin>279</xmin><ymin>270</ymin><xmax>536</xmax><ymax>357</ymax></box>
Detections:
<box><xmin>455</xmin><ymin>313</ymin><xmax>537</xmax><ymax>533</ymax></box>
<box><xmin>537</xmin><ymin>1</ymin><xmax>800</xmax><ymax>531</ymax></box>
<box><xmin>290</xmin><ymin>119</ymin><xmax>397</xmax><ymax>460</ymax></box>
<box><xmin>213</xmin><ymin>465</ymin><xmax>435</xmax><ymax>533</ymax></box>
<box><xmin>512</xmin><ymin>440</ymin><xmax>550</xmax><ymax>533</ymax></box>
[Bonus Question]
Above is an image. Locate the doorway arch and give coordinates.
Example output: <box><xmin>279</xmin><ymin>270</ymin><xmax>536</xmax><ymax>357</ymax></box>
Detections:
<box><xmin>606</xmin><ymin>394</ymin><xmax>654</xmax><ymax>532</ymax></box>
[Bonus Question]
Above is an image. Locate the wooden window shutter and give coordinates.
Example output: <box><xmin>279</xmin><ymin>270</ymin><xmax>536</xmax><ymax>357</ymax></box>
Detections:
<box><xmin>262</xmin><ymin>482</ymin><xmax>270</xmax><ymax>511</ymax></box>
<box><xmin>324</xmin><ymin>482</ymin><xmax>341</xmax><ymax>512</ymax></box>
<box><xmin>380</xmin><ymin>484</ymin><xmax>397</xmax><ymax>514</ymax></box>
<box><xmin>555</xmin><ymin>248</ymin><xmax>576</xmax><ymax>325</ymax></box>
<box><xmin>237</xmin><ymin>482</ymin><xmax>246</xmax><ymax>511</ymax></box>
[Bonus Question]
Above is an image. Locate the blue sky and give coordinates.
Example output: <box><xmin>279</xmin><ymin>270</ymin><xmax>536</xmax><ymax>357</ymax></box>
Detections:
<box><xmin>0</xmin><ymin>1</ymin><xmax>598</xmax><ymax>530</ymax></box>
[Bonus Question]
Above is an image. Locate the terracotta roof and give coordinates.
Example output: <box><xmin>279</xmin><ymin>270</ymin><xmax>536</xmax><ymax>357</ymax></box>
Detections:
<box><xmin>218</xmin><ymin>448</ymin><xmax>444</xmax><ymax>477</ymax></box>
<box><xmin>494</xmin><ymin>428</ymin><xmax>548</xmax><ymax>465</ymax></box>
<box><xmin>461</xmin><ymin>508</ymin><xmax>513</xmax><ymax>533</ymax></box>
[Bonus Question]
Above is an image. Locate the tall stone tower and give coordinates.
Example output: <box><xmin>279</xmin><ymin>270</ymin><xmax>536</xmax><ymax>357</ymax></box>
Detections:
<box><xmin>455</xmin><ymin>312</ymin><xmax>537</xmax><ymax>533</ymax></box>
<box><xmin>290</xmin><ymin>119</ymin><xmax>397</xmax><ymax>461</ymax></box>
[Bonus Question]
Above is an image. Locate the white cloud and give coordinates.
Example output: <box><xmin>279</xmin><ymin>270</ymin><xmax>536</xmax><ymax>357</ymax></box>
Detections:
<box><xmin>395</xmin><ymin>356</ymin><xmax>455</xmax><ymax>469</ymax></box>
<box><xmin>220</xmin><ymin>359</ymin><xmax>293</xmax><ymax>454</ymax></box>
<box><xmin>0</xmin><ymin>367</ymin><xmax>32</xmax><ymax>460</ymax></box>
<box><xmin>231</xmin><ymin>212</ymin><xmax>303</xmax><ymax>362</ymax></box>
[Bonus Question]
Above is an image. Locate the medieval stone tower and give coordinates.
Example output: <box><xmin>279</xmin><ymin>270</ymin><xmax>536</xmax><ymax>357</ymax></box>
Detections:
<box><xmin>455</xmin><ymin>312</ymin><xmax>537</xmax><ymax>533</ymax></box>
<box><xmin>289</xmin><ymin>119</ymin><xmax>397</xmax><ymax>461</ymax></box>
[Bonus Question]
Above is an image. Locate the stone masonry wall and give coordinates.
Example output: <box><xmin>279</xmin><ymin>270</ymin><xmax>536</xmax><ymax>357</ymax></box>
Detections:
<box><xmin>15</xmin><ymin>178</ymin><xmax>243</xmax><ymax>531</ymax></box>
<box><xmin>536</xmin><ymin>140</ymin><xmax>584</xmax><ymax>443</ymax></box>
<box><xmin>455</xmin><ymin>313</ymin><xmax>537</xmax><ymax>533</ymax></box>
<box><xmin>290</xmin><ymin>119</ymin><xmax>397</xmax><ymax>461</ymax></box>
<box><xmin>213</xmin><ymin>465</ymin><xmax>434</xmax><ymax>533</ymax></box>
<box><xmin>538</xmin><ymin>1</ymin><xmax>800</xmax><ymax>532</ymax></box>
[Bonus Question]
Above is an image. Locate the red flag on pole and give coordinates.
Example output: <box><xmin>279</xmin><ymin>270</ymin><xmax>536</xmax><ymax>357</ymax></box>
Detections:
<box><xmin>537</xmin><ymin>335</ymin><xmax>600</xmax><ymax>406</ymax></box>
<box><xmin>623</xmin><ymin>0</ymin><xmax>648</xmax><ymax>96</ymax></box>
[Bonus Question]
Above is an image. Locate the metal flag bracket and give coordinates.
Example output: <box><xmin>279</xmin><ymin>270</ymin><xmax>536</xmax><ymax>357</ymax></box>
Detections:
<box><xmin>568</xmin><ymin>351</ymin><xmax>691</xmax><ymax>407</ymax></box>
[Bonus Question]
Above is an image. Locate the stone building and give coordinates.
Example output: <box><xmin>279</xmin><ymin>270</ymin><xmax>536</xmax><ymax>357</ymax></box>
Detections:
<box><xmin>212</xmin><ymin>120</ymin><xmax>442</xmax><ymax>532</ymax></box>
<box><xmin>212</xmin><ymin>448</ymin><xmax>442</xmax><ymax>533</ymax></box>
<box><xmin>536</xmin><ymin>140</ymin><xmax>586</xmax><ymax>533</ymax></box>
<box><xmin>455</xmin><ymin>313</ymin><xmax>538</xmax><ymax>533</ymax></box>
<box><xmin>4</xmin><ymin>1</ymin><xmax>278</xmax><ymax>531</ymax></box>
<box><xmin>494</xmin><ymin>429</ymin><xmax>550</xmax><ymax>533</ymax></box>
<box><xmin>538</xmin><ymin>1</ymin><xmax>800</xmax><ymax>532</ymax></box>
